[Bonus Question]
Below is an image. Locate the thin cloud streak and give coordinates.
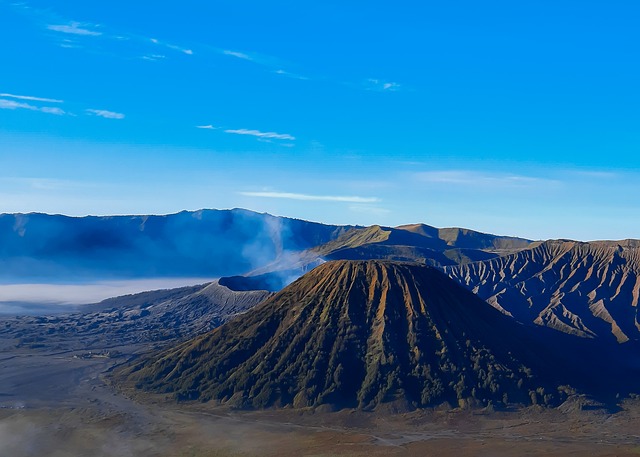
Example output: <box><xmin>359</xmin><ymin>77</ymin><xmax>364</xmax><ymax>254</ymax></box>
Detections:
<box><xmin>415</xmin><ymin>170</ymin><xmax>560</xmax><ymax>188</ymax></box>
<box><xmin>196</xmin><ymin>125</ymin><xmax>217</xmax><ymax>129</ymax></box>
<box><xmin>168</xmin><ymin>44</ymin><xmax>193</xmax><ymax>55</ymax></box>
<box><xmin>225</xmin><ymin>129</ymin><xmax>295</xmax><ymax>141</ymax></box>
<box><xmin>221</xmin><ymin>49</ymin><xmax>313</xmax><ymax>79</ymax></box>
<box><xmin>39</xmin><ymin>106</ymin><xmax>66</xmax><ymax>115</ymax></box>
<box><xmin>0</xmin><ymin>99</ymin><xmax>66</xmax><ymax>115</ymax></box>
<box><xmin>21</xmin><ymin>6</ymin><xmax>398</xmax><ymax>94</ymax></box>
<box><xmin>0</xmin><ymin>93</ymin><xmax>63</xmax><ymax>103</ymax></box>
<box><xmin>47</xmin><ymin>22</ymin><xmax>102</xmax><ymax>36</ymax></box>
<box><xmin>273</xmin><ymin>69</ymin><xmax>309</xmax><ymax>80</ymax></box>
<box><xmin>21</xmin><ymin>5</ymin><xmax>194</xmax><ymax>61</ymax></box>
<box><xmin>151</xmin><ymin>38</ymin><xmax>194</xmax><ymax>55</ymax></box>
<box><xmin>86</xmin><ymin>109</ymin><xmax>125</xmax><ymax>119</ymax></box>
<box><xmin>15</xmin><ymin>4</ymin><xmax>403</xmax><ymax>96</ymax></box>
<box><xmin>141</xmin><ymin>54</ymin><xmax>166</xmax><ymax>61</ymax></box>
<box><xmin>223</xmin><ymin>50</ymin><xmax>252</xmax><ymax>61</ymax></box>
<box><xmin>240</xmin><ymin>191</ymin><xmax>379</xmax><ymax>203</ymax></box>
<box><xmin>0</xmin><ymin>94</ymin><xmax>126</xmax><ymax>119</ymax></box>
<box><xmin>365</xmin><ymin>79</ymin><xmax>402</xmax><ymax>92</ymax></box>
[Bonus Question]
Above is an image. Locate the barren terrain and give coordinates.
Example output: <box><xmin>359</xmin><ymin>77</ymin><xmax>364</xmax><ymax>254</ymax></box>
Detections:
<box><xmin>2</xmin><ymin>304</ymin><xmax>640</xmax><ymax>456</ymax></box>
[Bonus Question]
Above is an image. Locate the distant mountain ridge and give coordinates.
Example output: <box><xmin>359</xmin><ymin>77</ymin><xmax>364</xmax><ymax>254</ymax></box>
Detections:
<box><xmin>249</xmin><ymin>224</ymin><xmax>532</xmax><ymax>277</ymax></box>
<box><xmin>0</xmin><ymin>209</ymin><xmax>531</xmax><ymax>283</ymax></box>
<box><xmin>397</xmin><ymin>223</ymin><xmax>532</xmax><ymax>253</ymax></box>
<box><xmin>0</xmin><ymin>209</ymin><xmax>353</xmax><ymax>280</ymax></box>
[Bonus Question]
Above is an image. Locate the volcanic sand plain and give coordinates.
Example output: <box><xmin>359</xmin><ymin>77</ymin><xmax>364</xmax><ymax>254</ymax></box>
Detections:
<box><xmin>2</xmin><ymin>332</ymin><xmax>640</xmax><ymax>457</ymax></box>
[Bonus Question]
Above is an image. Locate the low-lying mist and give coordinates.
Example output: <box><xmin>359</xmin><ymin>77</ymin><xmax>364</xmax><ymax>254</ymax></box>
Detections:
<box><xmin>0</xmin><ymin>277</ymin><xmax>212</xmax><ymax>315</ymax></box>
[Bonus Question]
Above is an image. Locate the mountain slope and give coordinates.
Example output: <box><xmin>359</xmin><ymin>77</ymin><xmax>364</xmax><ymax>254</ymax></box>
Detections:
<box><xmin>397</xmin><ymin>223</ymin><xmax>532</xmax><ymax>253</ymax></box>
<box><xmin>250</xmin><ymin>225</ymin><xmax>531</xmax><ymax>279</ymax></box>
<box><xmin>1</xmin><ymin>281</ymin><xmax>272</xmax><ymax>352</ymax></box>
<box><xmin>445</xmin><ymin>240</ymin><xmax>640</xmax><ymax>343</ymax></box>
<box><xmin>0</xmin><ymin>209</ymin><xmax>353</xmax><ymax>280</ymax></box>
<box><xmin>123</xmin><ymin>260</ymin><xmax>576</xmax><ymax>410</ymax></box>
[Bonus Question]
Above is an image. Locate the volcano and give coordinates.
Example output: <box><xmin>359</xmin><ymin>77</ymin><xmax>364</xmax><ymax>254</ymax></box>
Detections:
<box><xmin>122</xmin><ymin>261</ymin><xmax>582</xmax><ymax>410</ymax></box>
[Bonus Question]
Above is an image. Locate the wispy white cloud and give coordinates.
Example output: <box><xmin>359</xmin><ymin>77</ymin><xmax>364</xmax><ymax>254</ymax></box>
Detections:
<box><xmin>47</xmin><ymin>22</ymin><xmax>102</xmax><ymax>36</ymax></box>
<box><xmin>365</xmin><ymin>78</ymin><xmax>402</xmax><ymax>92</ymax></box>
<box><xmin>39</xmin><ymin>106</ymin><xmax>66</xmax><ymax>115</ymax></box>
<box><xmin>196</xmin><ymin>125</ymin><xmax>217</xmax><ymax>130</ymax></box>
<box><xmin>24</xmin><ymin>4</ymin><xmax>196</xmax><ymax>59</ymax></box>
<box><xmin>220</xmin><ymin>49</ymin><xmax>305</xmax><ymax>77</ymax></box>
<box><xmin>383</xmin><ymin>82</ymin><xmax>401</xmax><ymax>90</ymax></box>
<box><xmin>0</xmin><ymin>93</ymin><xmax>63</xmax><ymax>103</ymax></box>
<box><xmin>18</xmin><ymin>5</ymin><xmax>400</xmax><ymax>99</ymax></box>
<box><xmin>0</xmin><ymin>99</ymin><xmax>66</xmax><ymax>115</ymax></box>
<box><xmin>240</xmin><ymin>191</ymin><xmax>379</xmax><ymax>203</ymax></box>
<box><xmin>1</xmin><ymin>92</ymin><xmax>127</xmax><ymax>119</ymax></box>
<box><xmin>141</xmin><ymin>54</ymin><xmax>166</xmax><ymax>61</ymax></box>
<box><xmin>18</xmin><ymin>5</ymin><xmax>389</xmax><ymax>97</ymax></box>
<box><xmin>220</xmin><ymin>49</ymin><xmax>312</xmax><ymax>80</ymax></box>
<box><xmin>272</xmin><ymin>69</ymin><xmax>309</xmax><ymax>80</ymax></box>
<box><xmin>223</xmin><ymin>50</ymin><xmax>253</xmax><ymax>61</ymax></box>
<box><xmin>256</xmin><ymin>138</ymin><xmax>295</xmax><ymax>147</ymax></box>
<box><xmin>415</xmin><ymin>170</ymin><xmax>558</xmax><ymax>188</ymax></box>
<box><xmin>59</xmin><ymin>39</ymin><xmax>80</xmax><ymax>49</ymax></box>
<box><xmin>85</xmin><ymin>109</ymin><xmax>125</xmax><ymax>119</ymax></box>
<box><xmin>151</xmin><ymin>38</ymin><xmax>194</xmax><ymax>56</ymax></box>
<box><xmin>225</xmin><ymin>128</ymin><xmax>295</xmax><ymax>141</ymax></box>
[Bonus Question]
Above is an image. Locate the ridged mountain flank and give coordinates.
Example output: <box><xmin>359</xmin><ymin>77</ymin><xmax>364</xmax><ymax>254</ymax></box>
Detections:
<box><xmin>445</xmin><ymin>240</ymin><xmax>640</xmax><ymax>343</ymax></box>
<box><xmin>122</xmin><ymin>260</ymin><xmax>570</xmax><ymax>411</ymax></box>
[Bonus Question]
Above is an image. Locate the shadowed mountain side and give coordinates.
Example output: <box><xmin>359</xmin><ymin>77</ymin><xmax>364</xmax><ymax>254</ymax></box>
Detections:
<box><xmin>119</xmin><ymin>260</ymin><xmax>631</xmax><ymax>412</ymax></box>
<box><xmin>0</xmin><ymin>209</ymin><xmax>353</xmax><ymax>280</ymax></box>
<box><xmin>445</xmin><ymin>240</ymin><xmax>640</xmax><ymax>344</ymax></box>
<box><xmin>1</xmin><ymin>281</ymin><xmax>272</xmax><ymax>352</ymax></box>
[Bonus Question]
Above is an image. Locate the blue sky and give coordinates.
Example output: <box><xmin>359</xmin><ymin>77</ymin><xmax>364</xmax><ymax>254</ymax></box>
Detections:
<box><xmin>1</xmin><ymin>1</ymin><xmax>639</xmax><ymax>241</ymax></box>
